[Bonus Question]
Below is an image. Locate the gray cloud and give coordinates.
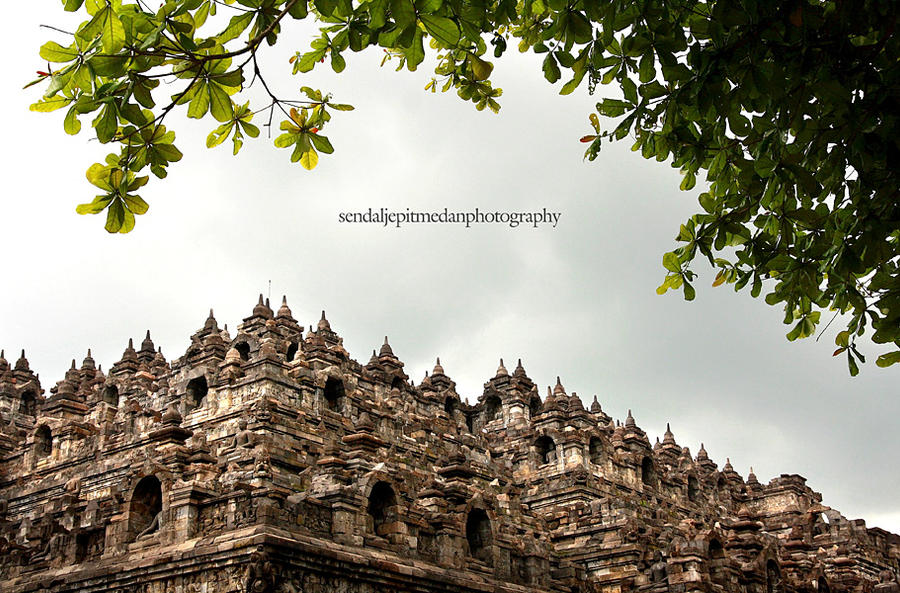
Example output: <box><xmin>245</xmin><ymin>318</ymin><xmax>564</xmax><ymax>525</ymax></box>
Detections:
<box><xmin>3</xmin><ymin>4</ymin><xmax>897</xmax><ymax>534</ymax></box>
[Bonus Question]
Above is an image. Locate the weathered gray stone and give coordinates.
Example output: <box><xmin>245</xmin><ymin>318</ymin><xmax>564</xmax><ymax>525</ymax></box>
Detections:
<box><xmin>0</xmin><ymin>297</ymin><xmax>896</xmax><ymax>593</ymax></box>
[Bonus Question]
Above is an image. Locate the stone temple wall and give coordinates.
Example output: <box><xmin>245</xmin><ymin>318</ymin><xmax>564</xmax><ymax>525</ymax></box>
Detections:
<box><xmin>1</xmin><ymin>296</ymin><xmax>897</xmax><ymax>593</ymax></box>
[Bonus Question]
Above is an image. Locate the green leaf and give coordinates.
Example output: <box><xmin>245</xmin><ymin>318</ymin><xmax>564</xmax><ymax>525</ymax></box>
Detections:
<box><xmin>469</xmin><ymin>55</ymin><xmax>493</xmax><ymax>81</ymax></box>
<box><xmin>105</xmin><ymin>199</ymin><xmax>126</xmax><ymax>233</ymax></box>
<box><xmin>40</xmin><ymin>41</ymin><xmax>78</xmax><ymax>63</ymax></box>
<box><xmin>207</xmin><ymin>122</ymin><xmax>234</xmax><ymax>148</ymax></box>
<box><xmin>875</xmin><ymin>351</ymin><xmax>900</xmax><ymax>368</ymax></box>
<box><xmin>662</xmin><ymin>252</ymin><xmax>680</xmax><ymax>273</ymax></box>
<box><xmin>81</xmin><ymin>5</ymin><xmax>126</xmax><ymax>53</ymax></box>
<box><xmin>420</xmin><ymin>14</ymin><xmax>460</xmax><ymax>47</ymax></box>
<box><xmin>275</xmin><ymin>133</ymin><xmax>299</xmax><ymax>148</ymax></box>
<box><xmin>389</xmin><ymin>0</ymin><xmax>416</xmax><ymax>28</ymax></box>
<box><xmin>331</xmin><ymin>51</ymin><xmax>347</xmax><ymax>73</ymax></box>
<box><xmin>208</xmin><ymin>83</ymin><xmax>233</xmax><ymax>122</ymax></box>
<box><xmin>309</xmin><ymin>133</ymin><xmax>334</xmax><ymax>154</ymax></box>
<box><xmin>314</xmin><ymin>0</ymin><xmax>338</xmax><ymax>16</ymax></box>
<box><xmin>638</xmin><ymin>53</ymin><xmax>655</xmax><ymax>83</ymax></box>
<box><xmin>188</xmin><ymin>83</ymin><xmax>211</xmax><ymax>119</ymax></box>
<box><xmin>639</xmin><ymin>81</ymin><xmax>666</xmax><ymax>99</ymax></box>
<box><xmin>64</xmin><ymin>107</ymin><xmax>82</xmax><ymax>135</ymax></box>
<box><xmin>30</xmin><ymin>97</ymin><xmax>72</xmax><ymax>113</ymax></box>
<box><xmin>93</xmin><ymin>103</ymin><xmax>118</xmax><ymax>143</ymax></box>
<box><xmin>288</xmin><ymin>0</ymin><xmax>309</xmax><ymax>18</ymax></box>
<box><xmin>218</xmin><ymin>12</ymin><xmax>254</xmax><ymax>43</ymax></box>
<box><xmin>76</xmin><ymin>194</ymin><xmax>113</xmax><ymax>214</ymax></box>
<box><xmin>239</xmin><ymin>120</ymin><xmax>260</xmax><ymax>137</ymax></box>
<box><xmin>542</xmin><ymin>54</ymin><xmax>560</xmax><ymax>83</ymax></box>
<box><xmin>123</xmin><ymin>194</ymin><xmax>149</xmax><ymax>215</ymax></box>
<box><xmin>293</xmin><ymin>50</ymin><xmax>326</xmax><ymax>73</ymax></box>
<box><xmin>597</xmin><ymin>98</ymin><xmax>630</xmax><ymax>117</ymax></box>
<box><xmin>299</xmin><ymin>146</ymin><xmax>319</xmax><ymax>169</ymax></box>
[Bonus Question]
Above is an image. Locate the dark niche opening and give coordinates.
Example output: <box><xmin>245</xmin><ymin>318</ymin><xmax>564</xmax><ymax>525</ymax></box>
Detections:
<box><xmin>235</xmin><ymin>341</ymin><xmax>250</xmax><ymax>361</ymax></box>
<box><xmin>34</xmin><ymin>424</ymin><xmax>52</xmax><ymax>459</ymax></box>
<box><xmin>19</xmin><ymin>390</ymin><xmax>37</xmax><ymax>416</ymax></box>
<box><xmin>484</xmin><ymin>394</ymin><xmax>501</xmax><ymax>423</ymax></box>
<box><xmin>709</xmin><ymin>539</ymin><xmax>726</xmax><ymax>585</ymax></box>
<box><xmin>324</xmin><ymin>377</ymin><xmax>345</xmax><ymax>411</ymax></box>
<box><xmin>186</xmin><ymin>376</ymin><xmax>208</xmax><ymax>411</ymax></box>
<box><xmin>75</xmin><ymin>529</ymin><xmax>104</xmax><ymax>563</ymax></box>
<box><xmin>444</xmin><ymin>396</ymin><xmax>457</xmax><ymax>416</ymax></box>
<box><xmin>535</xmin><ymin>435</ymin><xmax>557</xmax><ymax>465</ymax></box>
<box><xmin>529</xmin><ymin>395</ymin><xmax>542</xmax><ymax>418</ymax></box>
<box><xmin>390</xmin><ymin>376</ymin><xmax>405</xmax><ymax>391</ymax></box>
<box><xmin>466</xmin><ymin>508</ymin><xmax>493</xmax><ymax>564</ymax></box>
<box><xmin>589</xmin><ymin>437</ymin><xmax>603</xmax><ymax>465</ymax></box>
<box><xmin>465</xmin><ymin>412</ymin><xmax>475</xmax><ymax>434</ymax></box>
<box><xmin>102</xmin><ymin>384</ymin><xmax>119</xmax><ymax>407</ymax></box>
<box><xmin>129</xmin><ymin>475</ymin><xmax>163</xmax><ymax>541</ymax></box>
<box><xmin>812</xmin><ymin>513</ymin><xmax>830</xmax><ymax>536</ymax></box>
<box><xmin>766</xmin><ymin>561</ymin><xmax>781</xmax><ymax>593</ymax></box>
<box><xmin>688</xmin><ymin>476</ymin><xmax>699</xmax><ymax>501</ymax></box>
<box><xmin>641</xmin><ymin>456</ymin><xmax>656</xmax><ymax>486</ymax></box>
<box><xmin>286</xmin><ymin>342</ymin><xmax>299</xmax><ymax>362</ymax></box>
<box><xmin>367</xmin><ymin>481</ymin><xmax>397</xmax><ymax>538</ymax></box>
<box><xmin>75</xmin><ymin>532</ymin><xmax>90</xmax><ymax>562</ymax></box>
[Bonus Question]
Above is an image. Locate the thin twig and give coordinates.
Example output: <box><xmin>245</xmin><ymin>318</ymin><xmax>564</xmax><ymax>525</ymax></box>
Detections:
<box><xmin>40</xmin><ymin>24</ymin><xmax>75</xmax><ymax>36</ymax></box>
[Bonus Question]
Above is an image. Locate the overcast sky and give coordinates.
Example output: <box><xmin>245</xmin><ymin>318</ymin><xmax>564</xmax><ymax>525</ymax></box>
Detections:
<box><xmin>2</xmin><ymin>6</ymin><xmax>897</xmax><ymax>533</ymax></box>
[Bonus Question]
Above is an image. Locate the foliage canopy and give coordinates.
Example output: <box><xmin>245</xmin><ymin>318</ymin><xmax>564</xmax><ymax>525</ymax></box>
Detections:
<box><xmin>30</xmin><ymin>0</ymin><xmax>899</xmax><ymax>371</ymax></box>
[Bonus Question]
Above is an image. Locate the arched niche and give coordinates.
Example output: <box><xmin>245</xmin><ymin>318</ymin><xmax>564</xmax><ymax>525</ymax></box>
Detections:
<box><xmin>19</xmin><ymin>390</ymin><xmax>37</xmax><ymax>416</ymax></box>
<box><xmin>708</xmin><ymin>539</ymin><xmax>727</xmax><ymax>585</ymax></box>
<box><xmin>641</xmin><ymin>456</ymin><xmax>656</xmax><ymax>486</ymax></box>
<box><xmin>286</xmin><ymin>341</ymin><xmax>299</xmax><ymax>362</ymax></box>
<box><xmin>128</xmin><ymin>475</ymin><xmax>163</xmax><ymax>541</ymax></box>
<box><xmin>528</xmin><ymin>395</ymin><xmax>541</xmax><ymax>418</ymax></box>
<box><xmin>483</xmin><ymin>394</ymin><xmax>501</xmax><ymax>423</ymax></box>
<box><xmin>235</xmin><ymin>341</ymin><xmax>251</xmax><ymax>361</ymax></box>
<box><xmin>766</xmin><ymin>560</ymin><xmax>782</xmax><ymax>593</ymax></box>
<box><xmin>465</xmin><ymin>508</ymin><xmax>493</xmax><ymax>564</ymax></box>
<box><xmin>186</xmin><ymin>376</ymin><xmax>208</xmax><ymax>411</ymax></box>
<box><xmin>534</xmin><ymin>435</ymin><xmax>557</xmax><ymax>465</ymax></box>
<box><xmin>367</xmin><ymin>481</ymin><xmax>398</xmax><ymax>538</ymax></box>
<box><xmin>465</xmin><ymin>412</ymin><xmax>475</xmax><ymax>434</ymax></box>
<box><xmin>324</xmin><ymin>377</ymin><xmax>345</xmax><ymax>411</ymax></box>
<box><xmin>390</xmin><ymin>376</ymin><xmax>405</xmax><ymax>391</ymax></box>
<box><xmin>102</xmin><ymin>384</ymin><xmax>119</xmax><ymax>407</ymax></box>
<box><xmin>34</xmin><ymin>424</ymin><xmax>52</xmax><ymax>459</ymax></box>
<box><xmin>444</xmin><ymin>396</ymin><xmax>457</xmax><ymax>416</ymax></box>
<box><xmin>589</xmin><ymin>436</ymin><xmax>603</xmax><ymax>465</ymax></box>
<box><xmin>687</xmin><ymin>475</ymin><xmax>700</xmax><ymax>501</ymax></box>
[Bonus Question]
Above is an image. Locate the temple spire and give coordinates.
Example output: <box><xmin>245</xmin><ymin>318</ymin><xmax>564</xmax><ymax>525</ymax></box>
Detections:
<box><xmin>277</xmin><ymin>296</ymin><xmax>293</xmax><ymax>318</ymax></box>
<box><xmin>318</xmin><ymin>310</ymin><xmax>331</xmax><ymax>331</ymax></box>
<box><xmin>513</xmin><ymin>358</ymin><xmax>526</xmax><ymax>377</ymax></box>
<box><xmin>553</xmin><ymin>376</ymin><xmax>566</xmax><ymax>396</ymax></box>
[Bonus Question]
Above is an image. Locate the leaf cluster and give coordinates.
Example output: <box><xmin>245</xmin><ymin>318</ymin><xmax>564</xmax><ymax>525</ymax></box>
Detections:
<box><xmin>32</xmin><ymin>0</ymin><xmax>900</xmax><ymax>371</ymax></box>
